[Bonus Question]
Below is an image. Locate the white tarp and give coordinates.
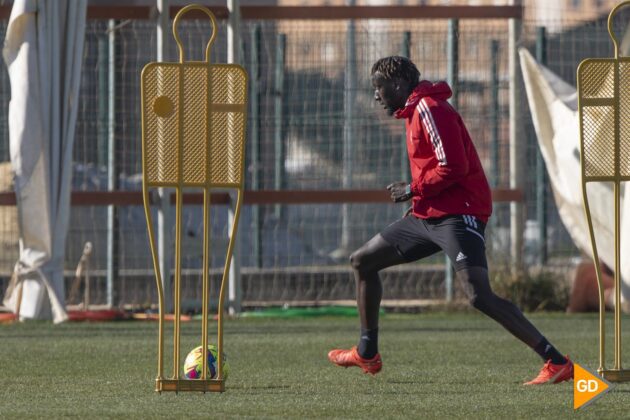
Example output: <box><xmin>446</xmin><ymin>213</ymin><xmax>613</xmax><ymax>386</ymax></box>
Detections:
<box><xmin>519</xmin><ymin>48</ymin><xmax>630</xmax><ymax>311</ymax></box>
<box><xmin>2</xmin><ymin>0</ymin><xmax>87</xmax><ymax>323</ymax></box>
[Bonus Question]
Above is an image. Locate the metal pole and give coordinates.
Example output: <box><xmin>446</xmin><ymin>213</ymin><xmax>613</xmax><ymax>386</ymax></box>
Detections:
<box><xmin>228</xmin><ymin>197</ymin><xmax>241</xmax><ymax>315</ymax></box>
<box><xmin>228</xmin><ymin>0</ymin><xmax>242</xmax><ymax>314</ymax></box>
<box><xmin>447</xmin><ymin>19</ymin><xmax>459</xmax><ymax>108</ymax></box>
<box><xmin>274</xmin><ymin>34</ymin><xmax>286</xmax><ymax>219</ymax></box>
<box><xmin>156</xmin><ymin>0</ymin><xmax>173</xmax><ymax>313</ymax></box>
<box><xmin>509</xmin><ymin>0</ymin><xmax>524</xmax><ymax>275</ymax></box>
<box><xmin>490</xmin><ymin>40</ymin><xmax>500</xmax><ymax>189</ymax></box>
<box><xmin>227</xmin><ymin>0</ymin><xmax>240</xmax><ymax>64</ymax></box>
<box><xmin>250</xmin><ymin>24</ymin><xmax>262</xmax><ymax>268</ymax></box>
<box><xmin>400</xmin><ymin>31</ymin><xmax>411</xmax><ymax>184</ymax></box>
<box><xmin>340</xmin><ymin>0</ymin><xmax>356</xmax><ymax>254</ymax></box>
<box><xmin>488</xmin><ymin>39</ymin><xmax>501</xmax><ymax>263</ymax></box>
<box><xmin>97</xmin><ymin>37</ymin><xmax>108</xmax><ymax>171</ymax></box>
<box><xmin>535</xmin><ymin>26</ymin><xmax>548</xmax><ymax>265</ymax></box>
<box><xmin>97</xmin><ymin>34</ymin><xmax>111</xmax><ymax>306</ymax></box>
<box><xmin>106</xmin><ymin>19</ymin><xmax>117</xmax><ymax>308</ymax></box>
<box><xmin>444</xmin><ymin>19</ymin><xmax>459</xmax><ymax>302</ymax></box>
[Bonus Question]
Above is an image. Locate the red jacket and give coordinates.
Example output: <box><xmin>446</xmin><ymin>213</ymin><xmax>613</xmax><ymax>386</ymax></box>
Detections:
<box><xmin>395</xmin><ymin>81</ymin><xmax>492</xmax><ymax>223</ymax></box>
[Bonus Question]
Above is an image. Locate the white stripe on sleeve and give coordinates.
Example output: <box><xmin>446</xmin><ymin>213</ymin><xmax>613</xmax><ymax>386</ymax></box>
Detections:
<box><xmin>418</xmin><ymin>99</ymin><xmax>447</xmax><ymax>166</ymax></box>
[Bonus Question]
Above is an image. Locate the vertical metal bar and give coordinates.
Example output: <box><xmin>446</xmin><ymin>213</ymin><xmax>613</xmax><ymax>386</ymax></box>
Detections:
<box><xmin>274</xmin><ymin>34</ymin><xmax>286</xmax><ymax>218</ymax></box>
<box><xmin>173</xmin><ymin>189</ymin><xmax>182</xmax><ymax>380</ymax></box>
<box><xmin>174</xmin><ymin>59</ymin><xmax>185</xmax><ymax>382</ymax></box>
<box><xmin>142</xmin><ymin>188</ymin><xmax>165</xmax><ymax>383</ymax></box>
<box><xmin>106</xmin><ymin>19</ymin><xmax>117</xmax><ymax>308</ymax></box>
<box><xmin>201</xmin><ymin>188</ymin><xmax>210</xmax><ymax>380</ymax></box>
<box><xmin>157</xmin><ymin>0</ymin><xmax>169</xmax><ymax>61</ymax></box>
<box><xmin>535</xmin><ymin>26</ymin><xmax>548</xmax><ymax>265</ymax></box>
<box><xmin>97</xmin><ymin>34</ymin><xmax>111</xmax><ymax>306</ymax></box>
<box><xmin>340</xmin><ymin>3</ymin><xmax>356</xmax><ymax>253</ymax></box>
<box><xmin>250</xmin><ymin>24</ymin><xmax>262</xmax><ymax>268</ymax></box>
<box><xmin>613</xmin><ymin>58</ymin><xmax>621</xmax><ymax>371</ymax></box>
<box><xmin>509</xmin><ymin>1</ymin><xmax>523</xmax><ymax>275</ymax></box>
<box><xmin>444</xmin><ymin>19</ymin><xmax>459</xmax><ymax>302</ymax></box>
<box><xmin>201</xmin><ymin>45</ymin><xmax>212</xmax><ymax>381</ymax></box>
<box><xmin>400</xmin><ymin>31</ymin><xmax>411</xmax><ymax>185</ymax></box>
<box><xmin>227</xmin><ymin>0</ymin><xmax>241</xmax><ymax>64</ymax></box>
<box><xmin>582</xmin><ymin>185</ymin><xmax>606</xmax><ymax>374</ymax></box>
<box><xmin>489</xmin><ymin>38</ymin><xmax>501</xmax><ymax>257</ymax></box>
<box><xmin>97</xmin><ymin>37</ymin><xmax>108</xmax><ymax>171</ymax></box>
<box><xmin>490</xmin><ymin>40</ymin><xmax>500</xmax><ymax>189</ymax></box>
<box><xmin>228</xmin><ymin>0</ymin><xmax>243</xmax><ymax>316</ymax></box>
<box><xmin>228</xmin><ymin>193</ymin><xmax>241</xmax><ymax>315</ymax></box>
<box><xmin>447</xmin><ymin>19</ymin><xmax>459</xmax><ymax>108</ymax></box>
<box><xmin>218</xmin><ymin>189</ymin><xmax>244</xmax><ymax>382</ymax></box>
<box><xmin>157</xmin><ymin>0</ymin><xmax>173</xmax><ymax>314</ymax></box>
<box><xmin>615</xmin><ymin>181</ymin><xmax>621</xmax><ymax>370</ymax></box>
<box><xmin>84</xmin><ymin>256</ymin><xmax>90</xmax><ymax>308</ymax></box>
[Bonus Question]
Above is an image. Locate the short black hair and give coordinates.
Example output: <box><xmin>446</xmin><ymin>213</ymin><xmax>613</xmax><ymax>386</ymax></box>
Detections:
<box><xmin>370</xmin><ymin>56</ymin><xmax>420</xmax><ymax>84</ymax></box>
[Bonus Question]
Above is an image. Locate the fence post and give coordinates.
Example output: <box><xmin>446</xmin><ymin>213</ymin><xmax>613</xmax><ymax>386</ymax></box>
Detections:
<box><xmin>250</xmin><ymin>24</ymin><xmax>262</xmax><ymax>268</ymax></box>
<box><xmin>489</xmin><ymin>39</ymin><xmax>501</xmax><ymax>262</ymax></box>
<box><xmin>490</xmin><ymin>39</ymin><xmax>500</xmax><ymax>190</ymax></box>
<box><xmin>106</xmin><ymin>19</ymin><xmax>119</xmax><ymax>308</ymax></box>
<box><xmin>400</xmin><ymin>31</ymin><xmax>411</xmax><ymax>184</ymax></box>
<box><xmin>97</xmin><ymin>33</ymin><xmax>112</xmax><ymax>306</ymax></box>
<box><xmin>274</xmin><ymin>34</ymin><xmax>286</xmax><ymax>219</ymax></box>
<box><xmin>228</xmin><ymin>0</ymin><xmax>243</xmax><ymax>314</ymax></box>
<box><xmin>443</xmin><ymin>19</ymin><xmax>459</xmax><ymax>302</ymax></box>
<box><xmin>339</xmin><ymin>3</ymin><xmax>356</xmax><ymax>255</ymax></box>
<box><xmin>447</xmin><ymin>19</ymin><xmax>459</xmax><ymax>107</ymax></box>
<box><xmin>535</xmin><ymin>26</ymin><xmax>548</xmax><ymax>265</ymax></box>
<box><xmin>509</xmin><ymin>0</ymin><xmax>524</xmax><ymax>275</ymax></box>
<box><xmin>97</xmin><ymin>37</ymin><xmax>108</xmax><ymax>172</ymax></box>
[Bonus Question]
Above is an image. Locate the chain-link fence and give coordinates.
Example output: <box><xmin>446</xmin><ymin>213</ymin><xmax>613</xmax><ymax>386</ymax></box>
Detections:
<box><xmin>0</xmin><ymin>8</ymin><xmax>627</xmax><ymax>309</ymax></box>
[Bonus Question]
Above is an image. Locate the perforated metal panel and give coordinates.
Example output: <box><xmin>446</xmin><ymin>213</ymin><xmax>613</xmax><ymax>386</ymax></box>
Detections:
<box><xmin>579</xmin><ymin>60</ymin><xmax>629</xmax><ymax>180</ymax></box>
<box><xmin>620</xmin><ymin>61</ymin><xmax>630</xmax><ymax>177</ymax></box>
<box><xmin>577</xmin><ymin>0</ymin><xmax>630</xmax><ymax>383</ymax></box>
<box><xmin>144</xmin><ymin>66</ymin><xmax>180</xmax><ymax>184</ymax></box>
<box><xmin>142</xmin><ymin>63</ymin><xmax>247</xmax><ymax>187</ymax></box>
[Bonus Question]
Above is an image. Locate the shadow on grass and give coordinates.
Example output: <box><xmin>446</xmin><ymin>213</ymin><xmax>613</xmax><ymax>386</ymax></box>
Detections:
<box><xmin>384</xmin><ymin>326</ymin><xmax>494</xmax><ymax>333</ymax></box>
<box><xmin>229</xmin><ymin>384</ymin><xmax>292</xmax><ymax>392</ymax></box>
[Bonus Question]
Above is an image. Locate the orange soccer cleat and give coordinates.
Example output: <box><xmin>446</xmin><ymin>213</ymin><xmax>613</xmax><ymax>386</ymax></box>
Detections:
<box><xmin>524</xmin><ymin>356</ymin><xmax>574</xmax><ymax>385</ymax></box>
<box><xmin>327</xmin><ymin>346</ymin><xmax>382</xmax><ymax>375</ymax></box>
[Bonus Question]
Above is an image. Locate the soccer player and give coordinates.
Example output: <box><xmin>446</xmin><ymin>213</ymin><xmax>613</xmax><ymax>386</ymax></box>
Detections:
<box><xmin>328</xmin><ymin>56</ymin><xmax>573</xmax><ymax>385</ymax></box>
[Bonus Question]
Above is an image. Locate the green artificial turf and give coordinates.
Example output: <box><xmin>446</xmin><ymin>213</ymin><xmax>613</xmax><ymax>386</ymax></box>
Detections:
<box><xmin>1</xmin><ymin>312</ymin><xmax>629</xmax><ymax>419</ymax></box>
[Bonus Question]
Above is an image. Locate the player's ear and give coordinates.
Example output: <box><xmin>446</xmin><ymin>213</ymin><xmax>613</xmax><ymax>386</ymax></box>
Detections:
<box><xmin>394</xmin><ymin>77</ymin><xmax>407</xmax><ymax>91</ymax></box>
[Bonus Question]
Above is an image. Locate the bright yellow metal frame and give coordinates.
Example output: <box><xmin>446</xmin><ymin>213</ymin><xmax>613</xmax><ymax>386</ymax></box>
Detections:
<box><xmin>578</xmin><ymin>1</ymin><xmax>630</xmax><ymax>382</ymax></box>
<box><xmin>140</xmin><ymin>4</ymin><xmax>248</xmax><ymax>392</ymax></box>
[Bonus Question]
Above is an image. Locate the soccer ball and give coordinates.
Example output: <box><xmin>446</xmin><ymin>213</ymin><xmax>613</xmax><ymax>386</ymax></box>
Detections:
<box><xmin>183</xmin><ymin>345</ymin><xmax>229</xmax><ymax>380</ymax></box>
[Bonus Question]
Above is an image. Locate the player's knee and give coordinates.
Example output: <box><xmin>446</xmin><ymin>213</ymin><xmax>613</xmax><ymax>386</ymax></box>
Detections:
<box><xmin>472</xmin><ymin>290</ymin><xmax>505</xmax><ymax>315</ymax></box>
<box><xmin>349</xmin><ymin>249</ymin><xmax>371</xmax><ymax>274</ymax></box>
<box><xmin>457</xmin><ymin>267</ymin><xmax>494</xmax><ymax>309</ymax></box>
<box><xmin>458</xmin><ymin>272</ymin><xmax>485</xmax><ymax>309</ymax></box>
<box><xmin>470</xmin><ymin>292</ymin><xmax>488</xmax><ymax>311</ymax></box>
<box><xmin>349</xmin><ymin>250</ymin><xmax>363</xmax><ymax>271</ymax></box>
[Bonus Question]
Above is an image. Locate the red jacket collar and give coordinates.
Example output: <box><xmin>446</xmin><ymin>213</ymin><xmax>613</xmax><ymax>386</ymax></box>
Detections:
<box><xmin>394</xmin><ymin>81</ymin><xmax>452</xmax><ymax>119</ymax></box>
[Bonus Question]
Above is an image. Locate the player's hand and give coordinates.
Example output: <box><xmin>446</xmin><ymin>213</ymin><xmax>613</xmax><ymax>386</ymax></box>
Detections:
<box><xmin>386</xmin><ymin>181</ymin><xmax>412</xmax><ymax>203</ymax></box>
